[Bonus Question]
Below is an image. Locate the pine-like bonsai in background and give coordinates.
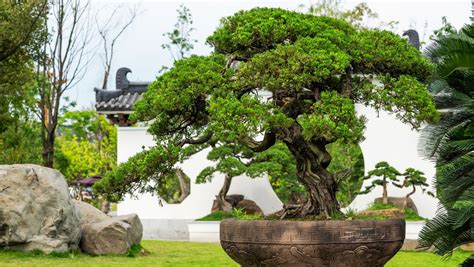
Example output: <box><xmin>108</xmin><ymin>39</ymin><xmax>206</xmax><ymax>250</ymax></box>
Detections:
<box><xmin>359</xmin><ymin>161</ymin><xmax>401</xmax><ymax>204</ymax></box>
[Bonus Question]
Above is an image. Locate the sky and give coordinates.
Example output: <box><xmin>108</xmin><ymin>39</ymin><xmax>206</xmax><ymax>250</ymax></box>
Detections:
<box><xmin>67</xmin><ymin>0</ymin><xmax>472</xmax><ymax>109</ymax></box>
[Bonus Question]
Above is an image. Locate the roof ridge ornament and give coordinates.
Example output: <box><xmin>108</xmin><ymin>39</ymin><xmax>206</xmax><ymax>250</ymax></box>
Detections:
<box><xmin>402</xmin><ymin>29</ymin><xmax>420</xmax><ymax>51</ymax></box>
<box><xmin>116</xmin><ymin>67</ymin><xmax>132</xmax><ymax>90</ymax></box>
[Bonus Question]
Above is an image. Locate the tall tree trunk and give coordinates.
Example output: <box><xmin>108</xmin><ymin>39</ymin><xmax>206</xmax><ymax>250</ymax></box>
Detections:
<box><xmin>382</xmin><ymin>177</ymin><xmax>388</xmax><ymax>204</ymax></box>
<box><xmin>42</xmin><ymin>128</ymin><xmax>54</xmax><ymax>168</ymax></box>
<box><xmin>284</xmin><ymin>135</ymin><xmax>340</xmax><ymax>219</ymax></box>
<box><xmin>213</xmin><ymin>174</ymin><xmax>233</xmax><ymax>212</ymax></box>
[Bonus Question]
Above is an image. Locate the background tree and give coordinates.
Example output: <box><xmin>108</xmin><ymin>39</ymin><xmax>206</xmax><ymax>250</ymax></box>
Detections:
<box><xmin>394</xmin><ymin>168</ymin><xmax>432</xmax><ymax>208</ymax></box>
<box><xmin>359</xmin><ymin>161</ymin><xmax>401</xmax><ymax>204</ymax></box>
<box><xmin>0</xmin><ymin>1</ymin><xmax>47</xmax><ymax>164</ymax></box>
<box><xmin>96</xmin><ymin>4</ymin><xmax>138</xmax><ymax>89</ymax></box>
<box><xmin>306</xmin><ymin>0</ymin><xmax>397</xmax><ymax>30</ymax></box>
<box><xmin>0</xmin><ymin>0</ymin><xmax>47</xmax><ymax>134</ymax></box>
<box><xmin>0</xmin><ymin>0</ymin><xmax>47</xmax><ymax>62</ymax></box>
<box><xmin>96</xmin><ymin>8</ymin><xmax>438</xmax><ymax>219</ymax></box>
<box><xmin>418</xmin><ymin>23</ymin><xmax>474</xmax><ymax>259</ymax></box>
<box><xmin>55</xmin><ymin>110</ymin><xmax>117</xmax><ymax>182</ymax></box>
<box><xmin>35</xmin><ymin>0</ymin><xmax>95</xmax><ymax>167</ymax></box>
<box><xmin>161</xmin><ymin>4</ymin><xmax>197</xmax><ymax>62</ymax></box>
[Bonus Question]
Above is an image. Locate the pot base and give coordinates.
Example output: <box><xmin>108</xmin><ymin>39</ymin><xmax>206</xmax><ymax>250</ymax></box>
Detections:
<box><xmin>220</xmin><ymin>219</ymin><xmax>405</xmax><ymax>267</ymax></box>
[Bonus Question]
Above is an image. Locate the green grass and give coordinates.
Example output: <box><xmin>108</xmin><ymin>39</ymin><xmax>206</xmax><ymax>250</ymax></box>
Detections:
<box><xmin>195</xmin><ymin>211</ymin><xmax>236</xmax><ymax>221</ymax></box>
<box><xmin>0</xmin><ymin>240</ymin><xmax>471</xmax><ymax>266</ymax></box>
<box><xmin>196</xmin><ymin>209</ymin><xmax>263</xmax><ymax>221</ymax></box>
<box><xmin>386</xmin><ymin>250</ymin><xmax>472</xmax><ymax>267</ymax></box>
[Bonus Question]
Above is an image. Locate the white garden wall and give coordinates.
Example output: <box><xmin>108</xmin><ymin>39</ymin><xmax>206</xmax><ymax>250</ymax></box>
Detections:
<box><xmin>116</xmin><ymin>106</ymin><xmax>438</xmax><ymax>240</ymax></box>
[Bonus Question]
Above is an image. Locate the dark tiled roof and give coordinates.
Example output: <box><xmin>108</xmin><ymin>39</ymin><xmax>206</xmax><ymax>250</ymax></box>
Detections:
<box><xmin>95</xmin><ymin>67</ymin><xmax>149</xmax><ymax>113</ymax></box>
<box><xmin>95</xmin><ymin>92</ymin><xmax>143</xmax><ymax>112</ymax></box>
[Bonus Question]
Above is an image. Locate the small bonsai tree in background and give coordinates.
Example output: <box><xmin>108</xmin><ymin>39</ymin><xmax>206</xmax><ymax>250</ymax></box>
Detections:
<box><xmin>197</xmin><ymin>142</ymin><xmax>301</xmax><ymax>212</ymax></box>
<box><xmin>394</xmin><ymin>168</ymin><xmax>433</xmax><ymax>207</ymax></box>
<box><xmin>360</xmin><ymin>161</ymin><xmax>401</xmax><ymax>204</ymax></box>
<box><xmin>197</xmin><ymin>144</ymin><xmax>250</xmax><ymax>212</ymax></box>
<box><xmin>95</xmin><ymin>8</ymin><xmax>438</xmax><ymax>219</ymax></box>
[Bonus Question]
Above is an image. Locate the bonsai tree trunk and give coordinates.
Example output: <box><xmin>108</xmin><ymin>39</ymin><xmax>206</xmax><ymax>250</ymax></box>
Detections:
<box><xmin>214</xmin><ymin>174</ymin><xmax>233</xmax><ymax>212</ymax></box>
<box><xmin>382</xmin><ymin>177</ymin><xmax>388</xmax><ymax>204</ymax></box>
<box><xmin>404</xmin><ymin>184</ymin><xmax>416</xmax><ymax>208</ymax></box>
<box><xmin>176</xmin><ymin>169</ymin><xmax>190</xmax><ymax>202</ymax></box>
<box><xmin>284</xmin><ymin>135</ymin><xmax>340</xmax><ymax>219</ymax></box>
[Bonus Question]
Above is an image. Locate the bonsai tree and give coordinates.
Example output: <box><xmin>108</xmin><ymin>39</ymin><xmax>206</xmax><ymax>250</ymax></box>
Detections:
<box><xmin>96</xmin><ymin>8</ymin><xmax>438</xmax><ymax>219</ymax></box>
<box><xmin>359</xmin><ymin>161</ymin><xmax>401</xmax><ymax>204</ymax></box>
<box><xmin>197</xmin><ymin>142</ymin><xmax>301</xmax><ymax>212</ymax></box>
<box><xmin>196</xmin><ymin>144</ymin><xmax>251</xmax><ymax>212</ymax></box>
<box><xmin>394</xmin><ymin>167</ymin><xmax>433</xmax><ymax>207</ymax></box>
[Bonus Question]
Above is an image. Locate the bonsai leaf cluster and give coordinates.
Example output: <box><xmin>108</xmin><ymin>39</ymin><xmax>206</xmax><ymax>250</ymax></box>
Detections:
<box><xmin>96</xmin><ymin>8</ymin><xmax>438</xmax><ymax>219</ymax></box>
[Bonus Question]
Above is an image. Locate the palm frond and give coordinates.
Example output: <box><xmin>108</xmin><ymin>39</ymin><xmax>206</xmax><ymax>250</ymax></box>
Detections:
<box><xmin>418</xmin><ymin>206</ymin><xmax>473</xmax><ymax>256</ymax></box>
<box><xmin>419</xmin><ymin>110</ymin><xmax>473</xmax><ymax>160</ymax></box>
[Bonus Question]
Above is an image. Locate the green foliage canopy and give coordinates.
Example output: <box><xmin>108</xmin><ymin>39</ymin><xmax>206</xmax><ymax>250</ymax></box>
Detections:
<box><xmin>97</xmin><ymin>8</ymin><xmax>437</xmax><ymax>217</ymax></box>
<box><xmin>0</xmin><ymin>0</ymin><xmax>47</xmax><ymax>133</ymax></box>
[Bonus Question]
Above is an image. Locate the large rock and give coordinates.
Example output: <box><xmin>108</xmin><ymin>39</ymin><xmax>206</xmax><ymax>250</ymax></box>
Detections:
<box><xmin>375</xmin><ymin>197</ymin><xmax>419</xmax><ymax>214</ymax></box>
<box><xmin>235</xmin><ymin>199</ymin><xmax>263</xmax><ymax>215</ymax></box>
<box><xmin>0</xmin><ymin>164</ymin><xmax>81</xmax><ymax>253</ymax></box>
<box><xmin>80</xmin><ymin>214</ymin><xmax>142</xmax><ymax>255</ymax></box>
<box><xmin>73</xmin><ymin>200</ymin><xmax>108</xmax><ymax>226</ymax></box>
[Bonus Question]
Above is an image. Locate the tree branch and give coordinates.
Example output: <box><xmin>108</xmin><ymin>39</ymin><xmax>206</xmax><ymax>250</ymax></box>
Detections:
<box><xmin>178</xmin><ymin>131</ymin><xmax>213</xmax><ymax>147</ymax></box>
<box><xmin>240</xmin><ymin>131</ymin><xmax>276</xmax><ymax>152</ymax></box>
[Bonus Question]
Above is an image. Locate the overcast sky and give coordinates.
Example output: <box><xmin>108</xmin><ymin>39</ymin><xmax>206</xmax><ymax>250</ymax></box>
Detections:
<box><xmin>67</xmin><ymin>0</ymin><xmax>472</xmax><ymax>109</ymax></box>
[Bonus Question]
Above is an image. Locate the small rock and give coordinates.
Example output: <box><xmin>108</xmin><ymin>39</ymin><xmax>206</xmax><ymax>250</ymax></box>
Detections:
<box><xmin>225</xmin><ymin>194</ymin><xmax>244</xmax><ymax>207</ymax></box>
<box><xmin>81</xmin><ymin>219</ymin><xmax>132</xmax><ymax>255</ymax></box>
<box><xmin>80</xmin><ymin>214</ymin><xmax>143</xmax><ymax>256</ymax></box>
<box><xmin>235</xmin><ymin>199</ymin><xmax>263</xmax><ymax>215</ymax></box>
<box><xmin>115</xmin><ymin>214</ymin><xmax>143</xmax><ymax>245</ymax></box>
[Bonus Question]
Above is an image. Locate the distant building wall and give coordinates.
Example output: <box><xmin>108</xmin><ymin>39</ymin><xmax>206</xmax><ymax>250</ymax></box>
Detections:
<box><xmin>117</xmin><ymin>105</ymin><xmax>438</xmax><ymax>221</ymax></box>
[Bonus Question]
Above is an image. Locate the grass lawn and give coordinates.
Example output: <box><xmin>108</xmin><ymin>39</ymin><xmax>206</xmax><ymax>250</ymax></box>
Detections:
<box><xmin>0</xmin><ymin>240</ymin><xmax>470</xmax><ymax>267</ymax></box>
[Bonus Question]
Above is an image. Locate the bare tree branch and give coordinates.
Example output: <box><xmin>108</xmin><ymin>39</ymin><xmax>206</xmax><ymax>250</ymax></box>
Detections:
<box><xmin>96</xmin><ymin>4</ymin><xmax>139</xmax><ymax>89</ymax></box>
<box><xmin>35</xmin><ymin>0</ymin><xmax>96</xmax><ymax>167</ymax></box>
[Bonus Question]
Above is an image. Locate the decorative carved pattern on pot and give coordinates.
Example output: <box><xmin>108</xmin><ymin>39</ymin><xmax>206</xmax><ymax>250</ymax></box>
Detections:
<box><xmin>220</xmin><ymin>219</ymin><xmax>405</xmax><ymax>267</ymax></box>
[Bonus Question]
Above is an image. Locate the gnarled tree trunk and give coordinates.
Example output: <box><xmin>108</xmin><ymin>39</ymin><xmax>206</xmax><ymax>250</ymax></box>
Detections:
<box><xmin>176</xmin><ymin>168</ymin><xmax>190</xmax><ymax>202</ymax></box>
<box><xmin>404</xmin><ymin>184</ymin><xmax>416</xmax><ymax>209</ymax></box>
<box><xmin>213</xmin><ymin>174</ymin><xmax>233</xmax><ymax>212</ymax></box>
<box><xmin>284</xmin><ymin>133</ymin><xmax>340</xmax><ymax>219</ymax></box>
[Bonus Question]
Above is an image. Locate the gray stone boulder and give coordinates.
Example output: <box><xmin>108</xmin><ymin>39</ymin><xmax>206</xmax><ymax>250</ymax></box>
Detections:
<box><xmin>73</xmin><ymin>200</ymin><xmax>108</xmax><ymax>226</ymax></box>
<box><xmin>235</xmin><ymin>199</ymin><xmax>263</xmax><ymax>215</ymax></box>
<box><xmin>0</xmin><ymin>164</ymin><xmax>81</xmax><ymax>253</ymax></box>
<box><xmin>80</xmin><ymin>214</ymin><xmax>142</xmax><ymax>256</ymax></box>
<box><xmin>115</xmin><ymin>214</ymin><xmax>143</xmax><ymax>245</ymax></box>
